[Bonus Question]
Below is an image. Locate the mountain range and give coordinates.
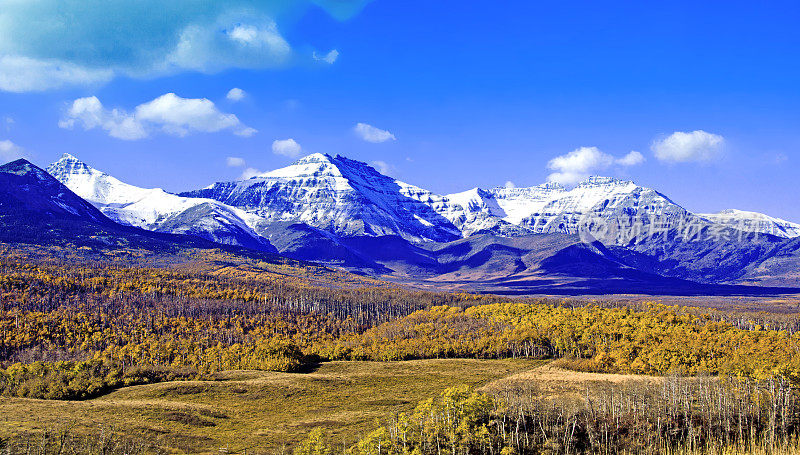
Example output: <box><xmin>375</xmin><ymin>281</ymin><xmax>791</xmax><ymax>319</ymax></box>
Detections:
<box><xmin>0</xmin><ymin>152</ymin><xmax>795</xmax><ymax>294</ymax></box>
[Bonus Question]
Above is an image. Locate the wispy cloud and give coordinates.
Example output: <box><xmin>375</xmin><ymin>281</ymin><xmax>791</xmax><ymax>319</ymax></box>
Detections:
<box><xmin>0</xmin><ymin>56</ymin><xmax>113</xmax><ymax>93</ymax></box>
<box><xmin>547</xmin><ymin>146</ymin><xmax>644</xmax><ymax>185</ymax></box>
<box><xmin>59</xmin><ymin>93</ymin><xmax>256</xmax><ymax>140</ymax></box>
<box><xmin>774</xmin><ymin>153</ymin><xmax>789</xmax><ymax>164</ymax></box>
<box><xmin>313</xmin><ymin>49</ymin><xmax>339</xmax><ymax>64</ymax></box>
<box><xmin>354</xmin><ymin>122</ymin><xmax>396</xmax><ymax>143</ymax></box>
<box><xmin>2</xmin><ymin>116</ymin><xmax>14</xmax><ymax>132</ymax></box>
<box><xmin>224</xmin><ymin>156</ymin><xmax>262</xmax><ymax>180</ymax></box>
<box><xmin>651</xmin><ymin>130</ymin><xmax>724</xmax><ymax>163</ymax></box>
<box><xmin>239</xmin><ymin>167</ymin><xmax>262</xmax><ymax>179</ymax></box>
<box><xmin>370</xmin><ymin>160</ymin><xmax>396</xmax><ymax>176</ymax></box>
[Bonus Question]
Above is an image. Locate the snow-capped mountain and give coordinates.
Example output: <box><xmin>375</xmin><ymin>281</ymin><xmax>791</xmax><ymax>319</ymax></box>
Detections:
<box><xmin>699</xmin><ymin>209</ymin><xmax>800</xmax><ymax>238</ymax></box>
<box><xmin>38</xmin><ymin>152</ymin><xmax>800</xmax><ymax>285</ymax></box>
<box><xmin>426</xmin><ymin>176</ymin><xmax>704</xmax><ymax>245</ymax></box>
<box><xmin>46</xmin><ymin>154</ymin><xmax>274</xmax><ymax>250</ymax></box>
<box><xmin>180</xmin><ymin>154</ymin><xmax>702</xmax><ymax>245</ymax></box>
<box><xmin>182</xmin><ymin>153</ymin><xmax>463</xmax><ymax>243</ymax></box>
<box><xmin>48</xmin><ymin>152</ymin><xmax>800</xmax><ymax>251</ymax></box>
<box><xmin>180</xmin><ymin>153</ymin><xmax>800</xmax><ymax>248</ymax></box>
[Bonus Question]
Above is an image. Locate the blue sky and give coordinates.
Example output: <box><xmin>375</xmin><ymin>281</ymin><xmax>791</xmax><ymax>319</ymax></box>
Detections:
<box><xmin>1</xmin><ymin>1</ymin><xmax>799</xmax><ymax>220</ymax></box>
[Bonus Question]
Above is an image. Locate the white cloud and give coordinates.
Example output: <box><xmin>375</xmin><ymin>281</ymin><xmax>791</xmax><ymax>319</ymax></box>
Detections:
<box><xmin>58</xmin><ymin>96</ymin><xmax>148</xmax><ymax>140</ymax></box>
<box><xmin>616</xmin><ymin>150</ymin><xmax>645</xmax><ymax>166</ymax></box>
<box><xmin>547</xmin><ymin>147</ymin><xmax>614</xmax><ymax>185</ymax></box>
<box><xmin>135</xmin><ymin>93</ymin><xmax>252</xmax><ymax>136</ymax></box>
<box><xmin>504</xmin><ymin>181</ymin><xmax>516</xmax><ymax>189</ymax></box>
<box><xmin>223</xmin><ymin>156</ymin><xmax>261</xmax><ymax>178</ymax></box>
<box><xmin>651</xmin><ymin>130</ymin><xmax>725</xmax><ymax>163</ymax></box>
<box><xmin>59</xmin><ymin>93</ymin><xmax>256</xmax><ymax>140</ymax></box>
<box><xmin>313</xmin><ymin>49</ymin><xmax>339</xmax><ymax>64</ymax></box>
<box><xmin>0</xmin><ymin>56</ymin><xmax>113</xmax><ymax>93</ymax></box>
<box><xmin>547</xmin><ymin>146</ymin><xmax>644</xmax><ymax>185</ymax></box>
<box><xmin>272</xmin><ymin>138</ymin><xmax>302</xmax><ymax>157</ymax></box>
<box><xmin>354</xmin><ymin>123</ymin><xmax>396</xmax><ymax>143</ymax></box>
<box><xmin>370</xmin><ymin>160</ymin><xmax>396</xmax><ymax>176</ymax></box>
<box><xmin>226</xmin><ymin>88</ymin><xmax>246</xmax><ymax>102</ymax></box>
<box><xmin>0</xmin><ymin>1</ymin><xmax>369</xmax><ymax>92</ymax></box>
<box><xmin>0</xmin><ymin>139</ymin><xmax>27</xmax><ymax>163</ymax></box>
<box><xmin>167</xmin><ymin>18</ymin><xmax>291</xmax><ymax>73</ymax></box>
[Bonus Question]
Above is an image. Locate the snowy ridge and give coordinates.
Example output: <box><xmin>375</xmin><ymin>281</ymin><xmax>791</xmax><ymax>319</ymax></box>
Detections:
<box><xmin>699</xmin><ymin>209</ymin><xmax>800</xmax><ymax>238</ymax></box>
<box><xmin>46</xmin><ymin>154</ymin><xmax>271</xmax><ymax>248</ymax></box>
<box><xmin>46</xmin><ymin>152</ymin><xmax>800</xmax><ymax>252</ymax></box>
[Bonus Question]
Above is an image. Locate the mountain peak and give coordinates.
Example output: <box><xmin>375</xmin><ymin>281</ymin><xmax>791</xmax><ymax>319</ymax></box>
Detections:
<box><xmin>47</xmin><ymin>153</ymin><xmax>99</xmax><ymax>182</ymax></box>
<box><xmin>58</xmin><ymin>153</ymin><xmax>80</xmax><ymax>162</ymax></box>
<box><xmin>576</xmin><ymin>176</ymin><xmax>634</xmax><ymax>188</ymax></box>
<box><xmin>0</xmin><ymin>158</ymin><xmax>52</xmax><ymax>181</ymax></box>
<box><xmin>294</xmin><ymin>152</ymin><xmax>333</xmax><ymax>165</ymax></box>
<box><xmin>0</xmin><ymin>158</ymin><xmax>108</xmax><ymax>223</ymax></box>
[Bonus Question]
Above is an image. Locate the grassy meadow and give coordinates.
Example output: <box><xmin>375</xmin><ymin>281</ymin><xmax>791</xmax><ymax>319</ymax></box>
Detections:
<box><xmin>0</xmin><ymin>359</ymin><xmax>543</xmax><ymax>453</ymax></box>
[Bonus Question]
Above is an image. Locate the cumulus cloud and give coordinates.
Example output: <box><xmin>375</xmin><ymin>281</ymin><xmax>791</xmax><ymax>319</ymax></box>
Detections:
<box><xmin>354</xmin><ymin>123</ymin><xmax>396</xmax><ymax>143</ymax></box>
<box><xmin>272</xmin><ymin>138</ymin><xmax>302</xmax><ymax>157</ymax></box>
<box><xmin>59</xmin><ymin>93</ymin><xmax>256</xmax><ymax>140</ymax></box>
<box><xmin>0</xmin><ymin>1</ymin><xmax>369</xmax><ymax>92</ymax></box>
<box><xmin>0</xmin><ymin>139</ymin><xmax>27</xmax><ymax>163</ymax></box>
<box><xmin>504</xmin><ymin>181</ymin><xmax>516</xmax><ymax>189</ymax></box>
<box><xmin>616</xmin><ymin>150</ymin><xmax>645</xmax><ymax>166</ymax></box>
<box><xmin>313</xmin><ymin>49</ymin><xmax>339</xmax><ymax>64</ymax></box>
<box><xmin>136</xmin><ymin>93</ymin><xmax>255</xmax><ymax>137</ymax></box>
<box><xmin>226</xmin><ymin>156</ymin><xmax>246</xmax><ymax>167</ymax></box>
<box><xmin>547</xmin><ymin>146</ymin><xmax>644</xmax><ymax>185</ymax></box>
<box><xmin>58</xmin><ymin>96</ymin><xmax>148</xmax><ymax>140</ymax></box>
<box><xmin>226</xmin><ymin>88</ymin><xmax>246</xmax><ymax>102</ymax></box>
<box><xmin>651</xmin><ymin>130</ymin><xmax>725</xmax><ymax>163</ymax></box>
<box><xmin>370</xmin><ymin>160</ymin><xmax>396</xmax><ymax>176</ymax></box>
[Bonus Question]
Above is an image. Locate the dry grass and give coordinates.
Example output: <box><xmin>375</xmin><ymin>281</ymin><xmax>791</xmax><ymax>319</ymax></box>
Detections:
<box><xmin>481</xmin><ymin>362</ymin><xmax>663</xmax><ymax>403</ymax></box>
<box><xmin>0</xmin><ymin>358</ymin><xmax>542</xmax><ymax>454</ymax></box>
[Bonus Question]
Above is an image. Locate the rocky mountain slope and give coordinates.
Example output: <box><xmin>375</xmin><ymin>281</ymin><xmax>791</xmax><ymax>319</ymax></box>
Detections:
<box><xmin>183</xmin><ymin>153</ymin><xmax>463</xmax><ymax>243</ymax></box>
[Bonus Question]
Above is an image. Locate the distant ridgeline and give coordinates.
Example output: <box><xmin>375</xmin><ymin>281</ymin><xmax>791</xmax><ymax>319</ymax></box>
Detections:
<box><xmin>25</xmin><ymin>152</ymin><xmax>800</xmax><ymax>290</ymax></box>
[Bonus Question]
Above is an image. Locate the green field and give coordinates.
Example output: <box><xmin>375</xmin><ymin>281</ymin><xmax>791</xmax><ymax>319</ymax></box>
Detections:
<box><xmin>0</xmin><ymin>359</ymin><xmax>543</xmax><ymax>454</ymax></box>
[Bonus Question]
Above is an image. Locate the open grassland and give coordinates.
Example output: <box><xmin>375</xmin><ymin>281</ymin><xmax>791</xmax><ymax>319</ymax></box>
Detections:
<box><xmin>481</xmin><ymin>362</ymin><xmax>663</xmax><ymax>399</ymax></box>
<box><xmin>0</xmin><ymin>359</ymin><xmax>543</xmax><ymax>454</ymax></box>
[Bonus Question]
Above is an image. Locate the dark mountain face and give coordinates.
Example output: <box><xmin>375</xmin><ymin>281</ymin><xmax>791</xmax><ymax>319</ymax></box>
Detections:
<box><xmin>0</xmin><ymin>159</ymin><xmax>110</xmax><ymax>223</ymax></box>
